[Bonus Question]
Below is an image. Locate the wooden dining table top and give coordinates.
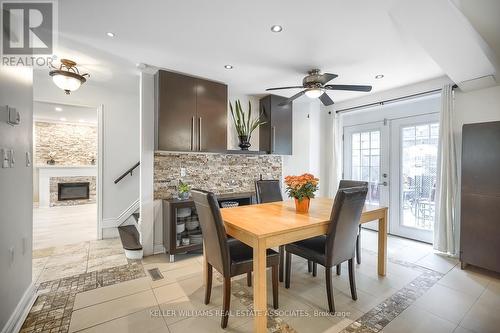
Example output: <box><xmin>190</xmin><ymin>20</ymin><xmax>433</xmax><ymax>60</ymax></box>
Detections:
<box><xmin>220</xmin><ymin>197</ymin><xmax>386</xmax><ymax>239</ymax></box>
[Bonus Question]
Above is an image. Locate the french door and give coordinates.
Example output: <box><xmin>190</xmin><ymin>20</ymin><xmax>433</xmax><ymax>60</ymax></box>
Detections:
<box><xmin>343</xmin><ymin>114</ymin><xmax>439</xmax><ymax>243</ymax></box>
<box><xmin>343</xmin><ymin>122</ymin><xmax>390</xmax><ymax>231</ymax></box>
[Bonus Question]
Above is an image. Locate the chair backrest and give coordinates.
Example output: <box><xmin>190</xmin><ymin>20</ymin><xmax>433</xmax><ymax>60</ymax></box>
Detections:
<box><xmin>339</xmin><ymin>180</ymin><xmax>368</xmax><ymax>190</ymax></box>
<box><xmin>191</xmin><ymin>189</ymin><xmax>230</xmax><ymax>276</ymax></box>
<box><xmin>255</xmin><ymin>179</ymin><xmax>283</xmax><ymax>204</ymax></box>
<box><xmin>325</xmin><ymin>186</ymin><xmax>368</xmax><ymax>266</ymax></box>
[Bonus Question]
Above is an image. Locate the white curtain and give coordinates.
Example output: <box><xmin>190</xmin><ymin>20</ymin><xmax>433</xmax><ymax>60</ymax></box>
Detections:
<box><xmin>434</xmin><ymin>84</ymin><xmax>458</xmax><ymax>255</ymax></box>
<box><xmin>322</xmin><ymin>105</ymin><xmax>342</xmax><ymax>197</ymax></box>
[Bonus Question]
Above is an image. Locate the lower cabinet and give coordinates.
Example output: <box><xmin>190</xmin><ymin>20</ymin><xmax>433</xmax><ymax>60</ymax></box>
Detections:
<box><xmin>162</xmin><ymin>193</ymin><xmax>253</xmax><ymax>260</ymax></box>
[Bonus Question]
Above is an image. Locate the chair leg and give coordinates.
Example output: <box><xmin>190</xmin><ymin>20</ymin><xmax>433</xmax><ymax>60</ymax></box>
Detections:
<box><xmin>272</xmin><ymin>265</ymin><xmax>279</xmax><ymax>309</ymax></box>
<box><xmin>308</xmin><ymin>260</ymin><xmax>312</xmax><ymax>273</ymax></box>
<box><xmin>356</xmin><ymin>225</ymin><xmax>361</xmax><ymax>264</ymax></box>
<box><xmin>279</xmin><ymin>245</ymin><xmax>285</xmax><ymax>282</ymax></box>
<box><xmin>247</xmin><ymin>272</ymin><xmax>252</xmax><ymax>287</ymax></box>
<box><xmin>325</xmin><ymin>266</ymin><xmax>335</xmax><ymax>313</ymax></box>
<box><xmin>285</xmin><ymin>251</ymin><xmax>292</xmax><ymax>289</ymax></box>
<box><xmin>221</xmin><ymin>277</ymin><xmax>231</xmax><ymax>329</ymax></box>
<box><xmin>204</xmin><ymin>263</ymin><xmax>212</xmax><ymax>305</ymax></box>
<box><xmin>336</xmin><ymin>264</ymin><xmax>341</xmax><ymax>275</ymax></box>
<box><xmin>348</xmin><ymin>259</ymin><xmax>357</xmax><ymax>300</ymax></box>
<box><xmin>312</xmin><ymin>262</ymin><xmax>317</xmax><ymax>277</ymax></box>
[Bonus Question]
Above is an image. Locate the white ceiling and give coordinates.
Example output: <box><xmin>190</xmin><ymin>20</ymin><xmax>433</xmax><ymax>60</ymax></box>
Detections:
<box><xmin>52</xmin><ymin>0</ymin><xmax>499</xmax><ymax>102</ymax></box>
<box><xmin>34</xmin><ymin>101</ymin><xmax>97</xmax><ymax>124</ymax></box>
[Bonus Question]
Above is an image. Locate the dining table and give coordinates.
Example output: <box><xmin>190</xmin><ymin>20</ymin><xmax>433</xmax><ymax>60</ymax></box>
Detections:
<box><xmin>211</xmin><ymin>197</ymin><xmax>388</xmax><ymax>333</ymax></box>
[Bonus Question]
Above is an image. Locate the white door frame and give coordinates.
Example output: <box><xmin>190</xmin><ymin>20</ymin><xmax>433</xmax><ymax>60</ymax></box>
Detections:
<box><xmin>389</xmin><ymin>113</ymin><xmax>439</xmax><ymax>243</ymax></box>
<box><xmin>97</xmin><ymin>104</ymin><xmax>104</xmax><ymax>239</ymax></box>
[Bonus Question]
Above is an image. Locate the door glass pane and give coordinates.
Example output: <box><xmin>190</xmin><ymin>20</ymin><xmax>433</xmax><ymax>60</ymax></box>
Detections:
<box><xmin>350</xmin><ymin>130</ymin><xmax>381</xmax><ymax>204</ymax></box>
<box><xmin>401</xmin><ymin>123</ymin><xmax>439</xmax><ymax>230</ymax></box>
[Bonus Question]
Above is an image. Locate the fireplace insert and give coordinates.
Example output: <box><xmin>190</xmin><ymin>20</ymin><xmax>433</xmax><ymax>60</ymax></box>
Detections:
<box><xmin>58</xmin><ymin>182</ymin><xmax>90</xmax><ymax>201</ymax></box>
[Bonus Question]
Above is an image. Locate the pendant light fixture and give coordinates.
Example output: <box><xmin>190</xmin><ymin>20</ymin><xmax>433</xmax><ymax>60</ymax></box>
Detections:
<box><xmin>49</xmin><ymin>59</ymin><xmax>89</xmax><ymax>94</ymax></box>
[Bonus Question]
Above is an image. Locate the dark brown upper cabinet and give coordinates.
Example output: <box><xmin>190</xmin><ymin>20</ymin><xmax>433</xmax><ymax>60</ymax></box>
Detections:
<box><xmin>156</xmin><ymin>70</ymin><xmax>227</xmax><ymax>152</ymax></box>
<box><xmin>259</xmin><ymin>95</ymin><xmax>292</xmax><ymax>155</ymax></box>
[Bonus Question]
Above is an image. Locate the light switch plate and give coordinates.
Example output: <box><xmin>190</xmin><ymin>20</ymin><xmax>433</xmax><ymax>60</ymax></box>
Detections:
<box><xmin>1</xmin><ymin>148</ymin><xmax>10</xmax><ymax>168</ymax></box>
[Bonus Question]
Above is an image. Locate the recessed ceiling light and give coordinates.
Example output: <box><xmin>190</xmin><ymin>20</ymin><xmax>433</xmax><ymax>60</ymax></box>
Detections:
<box><xmin>375</xmin><ymin>74</ymin><xmax>384</xmax><ymax>79</ymax></box>
<box><xmin>55</xmin><ymin>107</ymin><xmax>63</xmax><ymax>111</ymax></box>
<box><xmin>59</xmin><ymin>117</ymin><xmax>67</xmax><ymax>121</ymax></box>
<box><xmin>270</xmin><ymin>25</ymin><xmax>283</xmax><ymax>32</ymax></box>
<box><xmin>224</xmin><ymin>65</ymin><xmax>233</xmax><ymax>69</ymax></box>
<box><xmin>106</xmin><ymin>32</ymin><xmax>115</xmax><ymax>37</ymax></box>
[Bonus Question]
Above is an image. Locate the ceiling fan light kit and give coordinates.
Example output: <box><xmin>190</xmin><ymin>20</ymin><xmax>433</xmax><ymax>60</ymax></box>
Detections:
<box><xmin>266</xmin><ymin>69</ymin><xmax>372</xmax><ymax>106</ymax></box>
<box><xmin>49</xmin><ymin>59</ymin><xmax>90</xmax><ymax>95</ymax></box>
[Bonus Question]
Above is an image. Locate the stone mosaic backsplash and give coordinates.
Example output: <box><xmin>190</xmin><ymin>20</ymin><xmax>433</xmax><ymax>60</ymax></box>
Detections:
<box><xmin>154</xmin><ymin>152</ymin><xmax>282</xmax><ymax>199</ymax></box>
<box><xmin>35</xmin><ymin>121</ymin><xmax>97</xmax><ymax>166</ymax></box>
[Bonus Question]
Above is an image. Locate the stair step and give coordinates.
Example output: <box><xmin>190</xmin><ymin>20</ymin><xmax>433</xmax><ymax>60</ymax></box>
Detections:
<box><xmin>132</xmin><ymin>212</ymin><xmax>140</xmax><ymax>222</ymax></box>
<box><xmin>118</xmin><ymin>225</ymin><xmax>143</xmax><ymax>251</ymax></box>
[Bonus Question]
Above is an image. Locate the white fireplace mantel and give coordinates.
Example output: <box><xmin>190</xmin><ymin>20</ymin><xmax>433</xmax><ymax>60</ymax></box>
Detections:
<box><xmin>38</xmin><ymin>165</ymin><xmax>97</xmax><ymax>207</ymax></box>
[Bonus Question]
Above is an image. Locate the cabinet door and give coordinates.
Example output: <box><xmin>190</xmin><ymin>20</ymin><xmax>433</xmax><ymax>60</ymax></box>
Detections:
<box><xmin>196</xmin><ymin>79</ymin><xmax>227</xmax><ymax>152</ymax></box>
<box><xmin>270</xmin><ymin>95</ymin><xmax>292</xmax><ymax>155</ymax></box>
<box><xmin>157</xmin><ymin>70</ymin><xmax>197</xmax><ymax>151</ymax></box>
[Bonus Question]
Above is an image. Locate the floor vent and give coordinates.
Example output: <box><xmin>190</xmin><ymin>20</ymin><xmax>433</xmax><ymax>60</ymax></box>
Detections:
<box><xmin>147</xmin><ymin>268</ymin><xmax>164</xmax><ymax>281</ymax></box>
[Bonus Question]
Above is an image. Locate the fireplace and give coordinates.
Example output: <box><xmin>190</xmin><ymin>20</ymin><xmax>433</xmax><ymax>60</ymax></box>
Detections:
<box><xmin>58</xmin><ymin>182</ymin><xmax>90</xmax><ymax>201</ymax></box>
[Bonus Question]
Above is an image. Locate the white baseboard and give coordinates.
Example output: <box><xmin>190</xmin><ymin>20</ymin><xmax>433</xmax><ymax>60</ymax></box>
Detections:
<box><xmin>153</xmin><ymin>244</ymin><xmax>165</xmax><ymax>255</ymax></box>
<box><xmin>1</xmin><ymin>283</ymin><xmax>37</xmax><ymax>333</ymax></box>
<box><xmin>102</xmin><ymin>199</ymin><xmax>139</xmax><ymax>228</ymax></box>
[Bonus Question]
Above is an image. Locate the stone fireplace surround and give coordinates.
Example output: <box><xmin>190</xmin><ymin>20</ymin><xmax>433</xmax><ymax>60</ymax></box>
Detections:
<box><xmin>38</xmin><ymin>166</ymin><xmax>97</xmax><ymax>207</ymax></box>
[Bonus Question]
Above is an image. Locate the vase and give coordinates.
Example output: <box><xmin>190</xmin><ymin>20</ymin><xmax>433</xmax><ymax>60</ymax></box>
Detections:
<box><xmin>238</xmin><ymin>135</ymin><xmax>251</xmax><ymax>150</ymax></box>
<box><xmin>294</xmin><ymin>197</ymin><xmax>310</xmax><ymax>213</ymax></box>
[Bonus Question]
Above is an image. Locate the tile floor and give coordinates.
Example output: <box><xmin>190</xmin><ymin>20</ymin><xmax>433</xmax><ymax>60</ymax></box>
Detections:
<box><xmin>33</xmin><ymin>203</ymin><xmax>97</xmax><ymax>250</ymax></box>
<box><xmin>25</xmin><ymin>230</ymin><xmax>500</xmax><ymax>333</ymax></box>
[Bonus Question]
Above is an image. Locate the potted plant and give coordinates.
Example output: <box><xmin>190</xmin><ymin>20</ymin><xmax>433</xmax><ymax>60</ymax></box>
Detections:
<box><xmin>177</xmin><ymin>180</ymin><xmax>191</xmax><ymax>200</ymax></box>
<box><xmin>284</xmin><ymin>173</ymin><xmax>319</xmax><ymax>213</ymax></box>
<box><xmin>229</xmin><ymin>99</ymin><xmax>266</xmax><ymax>150</ymax></box>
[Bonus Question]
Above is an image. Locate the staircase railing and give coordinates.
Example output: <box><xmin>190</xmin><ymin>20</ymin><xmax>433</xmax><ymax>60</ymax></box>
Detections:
<box><xmin>114</xmin><ymin>161</ymin><xmax>140</xmax><ymax>184</ymax></box>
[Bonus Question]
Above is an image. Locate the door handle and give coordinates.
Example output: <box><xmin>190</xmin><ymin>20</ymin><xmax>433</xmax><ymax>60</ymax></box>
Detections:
<box><xmin>198</xmin><ymin>117</ymin><xmax>202</xmax><ymax>151</ymax></box>
<box><xmin>191</xmin><ymin>117</ymin><xmax>195</xmax><ymax>151</ymax></box>
<box><xmin>271</xmin><ymin>126</ymin><xmax>276</xmax><ymax>153</ymax></box>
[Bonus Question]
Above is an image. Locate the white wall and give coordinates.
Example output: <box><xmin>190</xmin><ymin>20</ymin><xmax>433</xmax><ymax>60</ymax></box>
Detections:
<box><xmin>33</xmin><ymin>71</ymin><xmax>140</xmax><ymax>229</ymax></box>
<box><xmin>0</xmin><ymin>66</ymin><xmax>34</xmax><ymax>330</ymax></box>
<box><xmin>227</xmin><ymin>94</ymin><xmax>261</xmax><ymax>151</ymax></box>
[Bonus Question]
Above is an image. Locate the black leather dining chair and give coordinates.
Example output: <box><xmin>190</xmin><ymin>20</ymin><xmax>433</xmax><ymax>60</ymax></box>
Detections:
<box><xmin>192</xmin><ymin>189</ymin><xmax>280</xmax><ymax>328</ymax></box>
<box><xmin>284</xmin><ymin>186</ymin><xmax>368</xmax><ymax>313</ymax></box>
<box><xmin>310</xmin><ymin>180</ymin><xmax>368</xmax><ymax>277</ymax></box>
<box><xmin>254</xmin><ymin>179</ymin><xmax>286</xmax><ymax>282</ymax></box>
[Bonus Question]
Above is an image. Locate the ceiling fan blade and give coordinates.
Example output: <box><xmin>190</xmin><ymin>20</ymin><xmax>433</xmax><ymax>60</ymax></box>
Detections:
<box><xmin>318</xmin><ymin>73</ymin><xmax>338</xmax><ymax>84</ymax></box>
<box><xmin>324</xmin><ymin>84</ymin><xmax>372</xmax><ymax>92</ymax></box>
<box><xmin>319</xmin><ymin>93</ymin><xmax>334</xmax><ymax>106</ymax></box>
<box><xmin>278</xmin><ymin>90</ymin><xmax>306</xmax><ymax>106</ymax></box>
<box><xmin>266</xmin><ymin>86</ymin><xmax>304</xmax><ymax>91</ymax></box>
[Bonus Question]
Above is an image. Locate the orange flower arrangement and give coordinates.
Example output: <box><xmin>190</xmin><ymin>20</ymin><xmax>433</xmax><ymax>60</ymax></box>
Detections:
<box><xmin>284</xmin><ymin>173</ymin><xmax>319</xmax><ymax>201</ymax></box>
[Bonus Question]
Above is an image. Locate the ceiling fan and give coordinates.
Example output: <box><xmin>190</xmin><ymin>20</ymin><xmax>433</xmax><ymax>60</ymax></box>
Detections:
<box><xmin>266</xmin><ymin>69</ymin><xmax>372</xmax><ymax>106</ymax></box>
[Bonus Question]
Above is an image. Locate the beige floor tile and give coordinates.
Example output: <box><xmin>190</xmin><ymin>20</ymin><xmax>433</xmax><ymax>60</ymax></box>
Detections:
<box><xmin>38</xmin><ymin>261</ymin><xmax>88</xmax><ymax>282</ymax></box>
<box><xmin>44</xmin><ymin>252</ymin><xmax>89</xmax><ymax>268</ymax></box>
<box><xmin>148</xmin><ymin>262</ymin><xmax>203</xmax><ymax>289</ymax></box>
<box><xmin>438</xmin><ymin>266</ymin><xmax>490</xmax><ymax>298</ymax></box>
<box><xmin>382</xmin><ymin>305</ymin><xmax>457</xmax><ymax>333</ymax></box>
<box><xmin>32</xmin><ymin>247</ymin><xmax>55</xmax><ymax>259</ymax></box>
<box><xmin>286</xmin><ymin>307</ymin><xmax>360</xmax><ymax>333</ymax></box>
<box><xmin>460</xmin><ymin>301</ymin><xmax>500</xmax><ymax>333</ymax></box>
<box><xmin>414</xmin><ymin>284</ymin><xmax>477</xmax><ymax>324</ymax></box>
<box><xmin>69</xmin><ymin>289</ymin><xmax>158</xmax><ymax>332</ymax></box>
<box><xmin>167</xmin><ymin>314</ymin><xmax>246</xmax><ymax>333</ymax></box>
<box><xmin>87</xmin><ymin>253</ymin><xmax>128</xmax><ymax>272</ymax></box>
<box><xmin>453</xmin><ymin>326</ymin><xmax>476</xmax><ymax>333</ymax></box>
<box><xmin>74</xmin><ymin>277</ymin><xmax>152</xmax><ymax>310</ymax></box>
<box><xmin>77</xmin><ymin>305</ymin><xmax>168</xmax><ymax>333</ymax></box>
<box><xmin>153</xmin><ymin>281</ymin><xmax>194</xmax><ymax>305</ymax></box>
<box><xmin>416</xmin><ymin>252</ymin><xmax>458</xmax><ymax>274</ymax></box>
<box><xmin>143</xmin><ymin>254</ymin><xmax>201</xmax><ymax>273</ymax></box>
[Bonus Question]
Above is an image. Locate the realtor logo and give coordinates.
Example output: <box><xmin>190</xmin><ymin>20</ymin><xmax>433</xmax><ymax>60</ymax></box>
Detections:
<box><xmin>2</xmin><ymin>1</ymin><xmax>53</xmax><ymax>55</ymax></box>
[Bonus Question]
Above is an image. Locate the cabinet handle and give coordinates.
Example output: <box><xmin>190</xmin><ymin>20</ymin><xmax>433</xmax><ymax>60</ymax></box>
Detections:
<box><xmin>191</xmin><ymin>117</ymin><xmax>195</xmax><ymax>151</ymax></box>
<box><xmin>271</xmin><ymin>126</ymin><xmax>276</xmax><ymax>153</ymax></box>
<box><xmin>198</xmin><ymin>117</ymin><xmax>202</xmax><ymax>151</ymax></box>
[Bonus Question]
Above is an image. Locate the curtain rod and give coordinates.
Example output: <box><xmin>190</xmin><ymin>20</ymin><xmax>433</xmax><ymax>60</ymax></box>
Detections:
<box><xmin>335</xmin><ymin>84</ymin><xmax>458</xmax><ymax>114</ymax></box>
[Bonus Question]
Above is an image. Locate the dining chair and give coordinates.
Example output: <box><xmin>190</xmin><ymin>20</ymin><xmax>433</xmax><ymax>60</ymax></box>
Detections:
<box><xmin>254</xmin><ymin>179</ymin><xmax>287</xmax><ymax>282</ymax></box>
<box><xmin>192</xmin><ymin>189</ymin><xmax>280</xmax><ymax>328</ymax></box>
<box><xmin>284</xmin><ymin>186</ymin><xmax>368</xmax><ymax>313</ymax></box>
